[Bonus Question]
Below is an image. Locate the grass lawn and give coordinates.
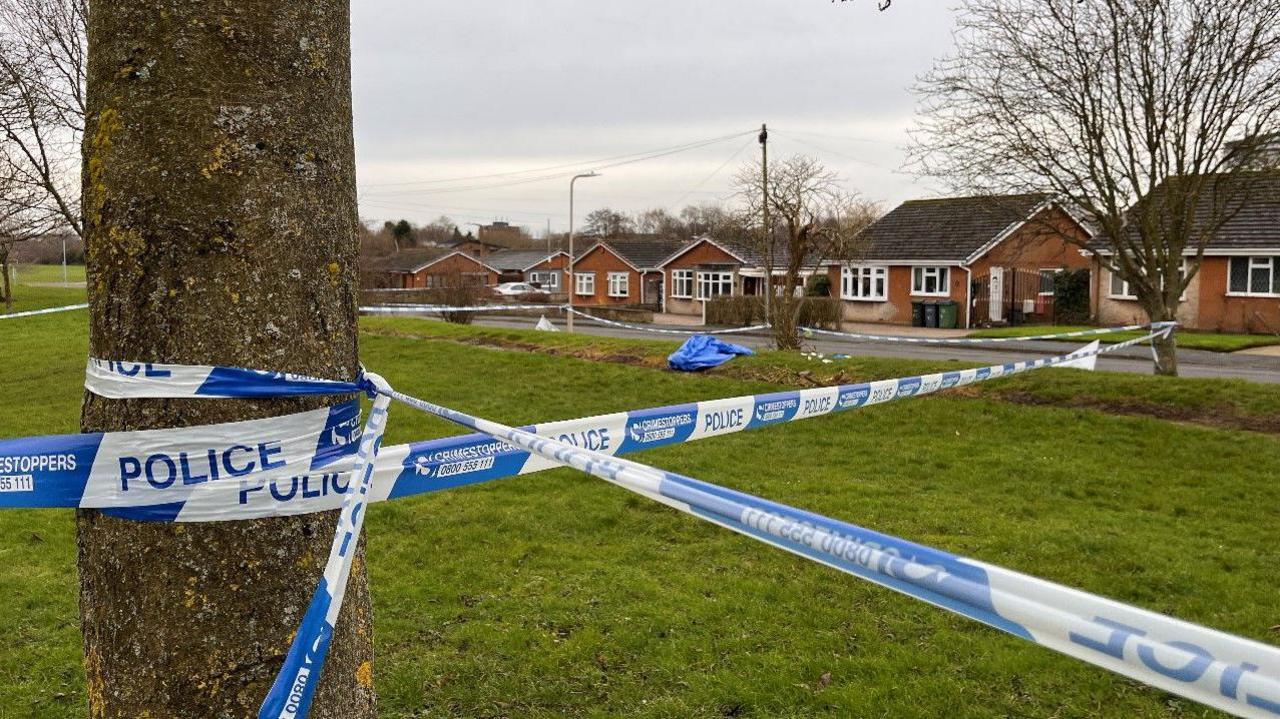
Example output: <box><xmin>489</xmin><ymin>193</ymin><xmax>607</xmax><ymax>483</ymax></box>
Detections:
<box><xmin>2</xmin><ymin>263</ymin><xmax>87</xmax><ymax>316</ymax></box>
<box><xmin>8</xmin><ymin>263</ymin><xmax>87</xmax><ymax>285</ymax></box>
<box><xmin>967</xmin><ymin>324</ymin><xmax>1280</xmax><ymax>352</ymax></box>
<box><xmin>2</xmin><ymin>315</ymin><xmax>1279</xmax><ymax>717</ymax></box>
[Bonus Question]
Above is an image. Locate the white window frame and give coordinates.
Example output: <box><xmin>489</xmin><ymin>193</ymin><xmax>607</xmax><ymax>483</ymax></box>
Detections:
<box><xmin>911</xmin><ymin>266</ymin><xmax>950</xmax><ymax>297</ymax></box>
<box><xmin>671</xmin><ymin>269</ymin><xmax>694</xmax><ymax>299</ymax></box>
<box><xmin>841</xmin><ymin>264</ymin><xmax>887</xmax><ymax>302</ymax></box>
<box><xmin>696</xmin><ymin>270</ymin><xmax>734</xmax><ymax>299</ymax></box>
<box><xmin>1108</xmin><ymin>259</ymin><xmax>1190</xmax><ymax>301</ymax></box>
<box><xmin>528</xmin><ymin>271</ymin><xmax>559</xmax><ymax>290</ymax></box>
<box><xmin>574</xmin><ymin>271</ymin><xmax>595</xmax><ymax>296</ymax></box>
<box><xmin>607</xmin><ymin>271</ymin><xmax>630</xmax><ymax>298</ymax></box>
<box><xmin>1109</xmin><ymin>268</ymin><xmax>1137</xmax><ymax>300</ymax></box>
<box><xmin>1227</xmin><ymin>256</ymin><xmax>1280</xmax><ymax>298</ymax></box>
<box><xmin>1038</xmin><ymin>267</ymin><xmax>1062</xmax><ymax>296</ymax></box>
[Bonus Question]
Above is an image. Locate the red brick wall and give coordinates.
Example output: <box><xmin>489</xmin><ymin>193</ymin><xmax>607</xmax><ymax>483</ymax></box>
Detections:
<box><xmin>571</xmin><ymin>245</ymin><xmax>640</xmax><ymax>305</ymax></box>
<box><xmin>408</xmin><ymin>253</ymin><xmax>498</xmax><ymax>288</ymax></box>
<box><xmin>967</xmin><ymin>207</ymin><xmax>1092</xmax><ymax>275</ymax></box>
<box><xmin>664</xmin><ymin>241</ymin><xmax>742</xmax><ymax>315</ymax></box>
<box><xmin>1194</xmin><ymin>257</ymin><xmax>1280</xmax><ymax>333</ymax></box>
<box><xmin>828</xmin><ymin>264</ymin><xmax>967</xmax><ymax>325</ymax></box>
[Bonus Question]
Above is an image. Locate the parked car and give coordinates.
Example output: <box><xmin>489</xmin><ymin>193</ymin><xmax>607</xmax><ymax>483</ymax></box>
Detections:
<box><xmin>493</xmin><ymin>282</ymin><xmax>550</xmax><ymax>298</ymax></box>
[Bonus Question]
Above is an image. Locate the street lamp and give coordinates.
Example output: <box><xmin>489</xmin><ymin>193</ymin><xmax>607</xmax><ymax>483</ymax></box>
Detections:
<box><xmin>567</xmin><ymin>171</ymin><xmax>600</xmax><ymax>332</ymax></box>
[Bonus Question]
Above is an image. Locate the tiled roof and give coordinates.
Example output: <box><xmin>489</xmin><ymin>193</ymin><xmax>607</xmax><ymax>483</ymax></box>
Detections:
<box><xmin>856</xmin><ymin>194</ymin><xmax>1051</xmax><ymax>262</ymax></box>
<box><xmin>366</xmin><ymin>247</ymin><xmax>453</xmax><ymax>273</ymax></box>
<box><xmin>1095</xmin><ymin>172</ymin><xmax>1280</xmax><ymax>253</ymax></box>
<box><xmin>657</xmin><ymin>236</ymin><xmax>823</xmax><ymax>269</ymax></box>
<box><xmin>485</xmin><ymin>249</ymin><xmax>564</xmax><ymax>272</ymax></box>
<box><xmin>577</xmin><ymin>239</ymin><xmax>689</xmax><ymax>269</ymax></box>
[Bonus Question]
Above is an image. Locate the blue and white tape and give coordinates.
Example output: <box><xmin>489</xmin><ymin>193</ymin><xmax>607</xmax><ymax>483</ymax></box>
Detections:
<box><xmin>0</xmin><ymin>303</ymin><xmax>89</xmax><ymax>320</ymax></box>
<box><xmin>1</xmin><ymin>330</ymin><xmax>1157</xmax><ymax>521</ymax></box>
<box><xmin>0</xmin><ymin>401</ymin><xmax>361</xmax><ymax>521</ymax></box>
<box><xmin>382</xmin><ymin>383</ymin><xmax>1280</xmax><ymax>719</ymax></box>
<box><xmin>4</xmin><ymin>320</ymin><xmax>1273</xmax><ymax>719</ymax></box>
<box><xmin>84</xmin><ymin>358</ymin><xmax>367</xmax><ymax>399</ymax></box>
<box><xmin>258</xmin><ymin>374</ymin><xmax>391</xmax><ymax>719</ymax></box>
<box><xmin>799</xmin><ymin>321</ymin><xmax>1174</xmax><ymax>345</ymax></box>
<box><xmin>359</xmin><ymin>303</ymin><xmax>560</xmax><ymax>315</ymax></box>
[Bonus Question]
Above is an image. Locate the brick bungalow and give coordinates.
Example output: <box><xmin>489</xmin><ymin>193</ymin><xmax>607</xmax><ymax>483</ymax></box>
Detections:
<box><xmin>375</xmin><ymin>248</ymin><xmax>500</xmax><ymax>289</ymax></box>
<box><xmin>825</xmin><ymin>195</ymin><xmax>1094</xmax><ymax>328</ymax></box>
<box><xmin>656</xmin><ymin>237</ymin><xmax>821</xmax><ymax>316</ymax></box>
<box><xmin>485</xmin><ymin>249</ymin><xmax>570</xmax><ymax>292</ymax></box>
<box><xmin>571</xmin><ymin>239</ymin><xmax>686</xmax><ymax>307</ymax></box>
<box><xmin>1093</xmin><ymin>172</ymin><xmax>1280</xmax><ymax>333</ymax></box>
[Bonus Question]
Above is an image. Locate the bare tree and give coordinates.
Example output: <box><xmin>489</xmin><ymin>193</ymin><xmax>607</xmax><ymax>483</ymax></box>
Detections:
<box><xmin>678</xmin><ymin>202</ymin><xmax>733</xmax><ymax>240</ymax></box>
<box><xmin>0</xmin><ymin>153</ymin><xmax>59</xmax><ymax>310</ymax></box>
<box><xmin>634</xmin><ymin>207</ymin><xmax>682</xmax><ymax>236</ymax></box>
<box><xmin>733</xmin><ymin>154</ymin><xmax>874</xmax><ymax>349</ymax></box>
<box><xmin>583</xmin><ymin>207</ymin><xmax>633</xmax><ymax>238</ymax></box>
<box><xmin>0</xmin><ymin>0</ymin><xmax>85</xmax><ymax>237</ymax></box>
<box><xmin>912</xmin><ymin>0</ymin><xmax>1280</xmax><ymax>375</ymax></box>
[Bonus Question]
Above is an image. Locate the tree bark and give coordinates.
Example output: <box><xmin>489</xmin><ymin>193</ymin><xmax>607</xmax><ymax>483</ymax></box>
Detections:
<box><xmin>1142</xmin><ymin>300</ymin><xmax>1180</xmax><ymax>377</ymax></box>
<box><xmin>77</xmin><ymin>1</ymin><xmax>375</xmax><ymax>717</ymax></box>
<box><xmin>1</xmin><ymin>243</ymin><xmax>11</xmax><ymax>312</ymax></box>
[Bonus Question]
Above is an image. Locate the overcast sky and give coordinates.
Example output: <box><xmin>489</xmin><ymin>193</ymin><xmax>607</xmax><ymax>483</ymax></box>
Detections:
<box><xmin>350</xmin><ymin>1</ymin><xmax>960</xmax><ymax>235</ymax></box>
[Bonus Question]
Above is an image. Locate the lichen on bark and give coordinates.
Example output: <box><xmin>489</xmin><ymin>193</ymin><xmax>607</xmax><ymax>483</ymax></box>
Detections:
<box><xmin>77</xmin><ymin>0</ymin><xmax>375</xmax><ymax>716</ymax></box>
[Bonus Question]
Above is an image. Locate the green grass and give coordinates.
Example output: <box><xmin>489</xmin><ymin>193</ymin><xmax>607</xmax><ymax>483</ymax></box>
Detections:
<box><xmin>967</xmin><ymin>324</ymin><xmax>1280</xmax><ymax>352</ymax></box>
<box><xmin>2</xmin><ymin>314</ymin><xmax>1278</xmax><ymax>717</ymax></box>
<box><xmin>2</xmin><ymin>263</ymin><xmax>87</xmax><ymax>316</ymax></box>
<box><xmin>366</xmin><ymin>317</ymin><xmax>1280</xmax><ymax>429</ymax></box>
<box><xmin>9</xmin><ymin>263</ymin><xmax>86</xmax><ymax>285</ymax></box>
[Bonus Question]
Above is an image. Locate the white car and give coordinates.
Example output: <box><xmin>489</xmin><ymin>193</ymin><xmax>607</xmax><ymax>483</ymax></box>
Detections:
<box><xmin>493</xmin><ymin>282</ymin><xmax>551</xmax><ymax>297</ymax></box>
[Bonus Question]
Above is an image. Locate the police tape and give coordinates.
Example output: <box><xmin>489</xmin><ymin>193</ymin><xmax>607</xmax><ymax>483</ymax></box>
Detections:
<box><xmin>382</xmin><ymin>384</ymin><xmax>1280</xmax><ymax>719</ymax></box>
<box><xmin>84</xmin><ymin>358</ymin><xmax>367</xmax><ymax>399</ymax></box>
<box><xmin>799</xmin><ymin>321</ymin><xmax>1175</xmax><ymax>345</ymax></box>
<box><xmin>566</xmin><ymin>307</ymin><xmax>770</xmax><ymax>335</ymax></box>
<box><xmin>0</xmin><ymin>303</ymin><xmax>89</xmax><ymax>320</ymax></box>
<box><xmin>259</xmin><ymin>374</ymin><xmax>391</xmax><ymax>719</ymax></box>
<box><xmin>0</xmin><ymin>328</ymin><xmax>1162</xmax><ymax>522</ymax></box>
<box><xmin>6</xmin><ymin>320</ymin><xmax>1274</xmax><ymax>719</ymax></box>
<box><xmin>359</xmin><ymin>303</ymin><xmax>562</xmax><ymax>315</ymax></box>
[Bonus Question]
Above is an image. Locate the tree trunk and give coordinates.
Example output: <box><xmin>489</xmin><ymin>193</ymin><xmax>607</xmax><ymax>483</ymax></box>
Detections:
<box><xmin>1144</xmin><ymin>301</ymin><xmax>1179</xmax><ymax>377</ymax></box>
<box><xmin>77</xmin><ymin>1</ymin><xmax>375</xmax><ymax>717</ymax></box>
<box><xmin>1</xmin><ymin>243</ymin><xmax>11</xmax><ymax>312</ymax></box>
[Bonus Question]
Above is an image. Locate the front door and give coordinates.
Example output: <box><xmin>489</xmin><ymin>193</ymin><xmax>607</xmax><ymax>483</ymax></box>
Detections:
<box><xmin>989</xmin><ymin>267</ymin><xmax>1004</xmax><ymax>323</ymax></box>
<box><xmin>644</xmin><ymin>275</ymin><xmax>662</xmax><ymax>306</ymax></box>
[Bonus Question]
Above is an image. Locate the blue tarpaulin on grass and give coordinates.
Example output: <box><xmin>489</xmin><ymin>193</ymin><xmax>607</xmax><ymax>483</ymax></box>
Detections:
<box><xmin>668</xmin><ymin>334</ymin><xmax>755</xmax><ymax>371</ymax></box>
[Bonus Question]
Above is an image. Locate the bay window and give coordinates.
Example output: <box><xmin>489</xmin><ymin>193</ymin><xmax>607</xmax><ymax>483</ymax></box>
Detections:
<box><xmin>841</xmin><ymin>265</ymin><xmax>887</xmax><ymax>301</ymax></box>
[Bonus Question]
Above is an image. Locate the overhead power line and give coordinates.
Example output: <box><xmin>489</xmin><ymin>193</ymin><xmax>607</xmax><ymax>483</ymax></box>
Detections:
<box><xmin>359</xmin><ymin>129</ymin><xmax>757</xmax><ymax>194</ymax></box>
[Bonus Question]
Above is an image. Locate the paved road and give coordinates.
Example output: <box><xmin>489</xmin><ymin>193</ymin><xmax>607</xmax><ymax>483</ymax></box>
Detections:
<box><xmin>448</xmin><ymin>314</ymin><xmax>1280</xmax><ymax>384</ymax></box>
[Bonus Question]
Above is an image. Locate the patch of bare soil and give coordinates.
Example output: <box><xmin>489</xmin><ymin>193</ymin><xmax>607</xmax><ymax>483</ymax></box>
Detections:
<box><xmin>367</xmin><ymin>326</ymin><xmax>1280</xmax><ymax>435</ymax></box>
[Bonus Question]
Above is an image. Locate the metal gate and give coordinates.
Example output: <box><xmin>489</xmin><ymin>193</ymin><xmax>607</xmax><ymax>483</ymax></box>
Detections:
<box><xmin>970</xmin><ymin>267</ymin><xmax>1055</xmax><ymax>326</ymax></box>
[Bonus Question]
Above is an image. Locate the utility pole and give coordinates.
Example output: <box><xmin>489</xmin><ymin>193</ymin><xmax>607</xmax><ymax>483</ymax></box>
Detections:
<box><xmin>759</xmin><ymin>123</ymin><xmax>771</xmax><ymax>321</ymax></box>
